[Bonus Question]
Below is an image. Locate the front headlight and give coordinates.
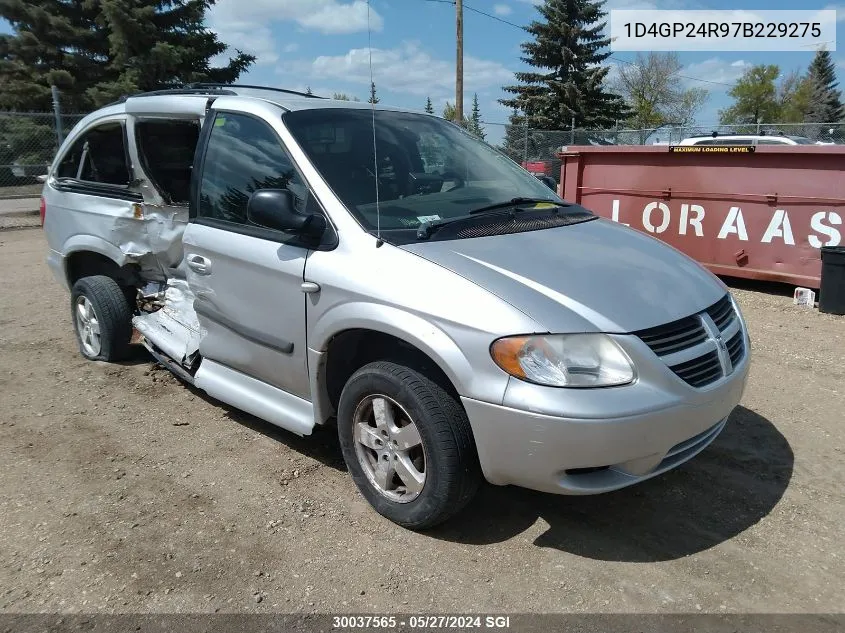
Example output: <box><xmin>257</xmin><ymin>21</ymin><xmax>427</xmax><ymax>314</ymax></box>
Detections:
<box><xmin>490</xmin><ymin>334</ymin><xmax>635</xmax><ymax>388</ymax></box>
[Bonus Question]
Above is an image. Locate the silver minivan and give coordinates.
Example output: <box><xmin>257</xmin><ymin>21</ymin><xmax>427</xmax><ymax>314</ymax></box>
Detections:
<box><xmin>42</xmin><ymin>85</ymin><xmax>750</xmax><ymax>529</ymax></box>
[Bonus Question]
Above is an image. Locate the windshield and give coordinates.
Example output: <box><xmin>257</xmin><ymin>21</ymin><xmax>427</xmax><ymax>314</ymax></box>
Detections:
<box><xmin>787</xmin><ymin>136</ymin><xmax>815</xmax><ymax>144</ymax></box>
<box><xmin>283</xmin><ymin>108</ymin><xmax>565</xmax><ymax>234</ymax></box>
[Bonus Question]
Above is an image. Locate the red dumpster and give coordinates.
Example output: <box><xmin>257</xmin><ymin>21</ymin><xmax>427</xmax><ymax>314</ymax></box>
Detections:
<box><xmin>522</xmin><ymin>160</ymin><xmax>555</xmax><ymax>176</ymax></box>
<box><xmin>557</xmin><ymin>145</ymin><xmax>845</xmax><ymax>288</ymax></box>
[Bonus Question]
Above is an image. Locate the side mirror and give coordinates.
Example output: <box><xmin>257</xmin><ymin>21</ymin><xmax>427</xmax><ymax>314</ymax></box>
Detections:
<box><xmin>247</xmin><ymin>189</ymin><xmax>326</xmax><ymax>239</ymax></box>
<box><xmin>536</xmin><ymin>175</ymin><xmax>556</xmax><ymax>191</ymax></box>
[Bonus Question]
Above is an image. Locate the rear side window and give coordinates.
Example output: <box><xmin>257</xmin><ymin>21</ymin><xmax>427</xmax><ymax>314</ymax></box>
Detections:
<box><xmin>57</xmin><ymin>122</ymin><xmax>131</xmax><ymax>186</ymax></box>
<box><xmin>136</xmin><ymin>119</ymin><xmax>200</xmax><ymax>204</ymax></box>
<box><xmin>198</xmin><ymin>112</ymin><xmax>308</xmax><ymax>225</ymax></box>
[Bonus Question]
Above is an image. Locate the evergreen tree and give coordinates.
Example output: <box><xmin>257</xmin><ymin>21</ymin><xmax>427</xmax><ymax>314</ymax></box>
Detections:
<box><xmin>0</xmin><ymin>0</ymin><xmax>254</xmax><ymax>111</ymax></box>
<box><xmin>501</xmin><ymin>110</ymin><xmax>527</xmax><ymax>161</ymax></box>
<box><xmin>333</xmin><ymin>92</ymin><xmax>360</xmax><ymax>101</ymax></box>
<box><xmin>305</xmin><ymin>86</ymin><xmax>313</xmax><ymax>95</ymax></box>
<box><xmin>467</xmin><ymin>93</ymin><xmax>486</xmax><ymax>140</ymax></box>
<box><xmin>805</xmin><ymin>49</ymin><xmax>844</xmax><ymax>123</ymax></box>
<box><xmin>0</xmin><ymin>0</ymin><xmax>107</xmax><ymax>111</ymax></box>
<box><xmin>499</xmin><ymin>0</ymin><xmax>628</xmax><ymax>130</ymax></box>
<box><xmin>368</xmin><ymin>81</ymin><xmax>379</xmax><ymax>104</ymax></box>
<box><xmin>424</xmin><ymin>97</ymin><xmax>434</xmax><ymax>114</ymax></box>
<box><xmin>88</xmin><ymin>0</ymin><xmax>254</xmax><ymax>106</ymax></box>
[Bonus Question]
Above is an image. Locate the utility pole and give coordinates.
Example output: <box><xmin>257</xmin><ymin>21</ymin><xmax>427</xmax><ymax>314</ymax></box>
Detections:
<box><xmin>455</xmin><ymin>0</ymin><xmax>464</xmax><ymax>123</ymax></box>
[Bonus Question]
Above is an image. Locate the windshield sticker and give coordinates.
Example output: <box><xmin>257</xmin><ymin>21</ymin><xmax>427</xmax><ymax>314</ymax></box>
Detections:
<box><xmin>417</xmin><ymin>215</ymin><xmax>441</xmax><ymax>223</ymax></box>
<box><xmin>532</xmin><ymin>202</ymin><xmax>559</xmax><ymax>209</ymax></box>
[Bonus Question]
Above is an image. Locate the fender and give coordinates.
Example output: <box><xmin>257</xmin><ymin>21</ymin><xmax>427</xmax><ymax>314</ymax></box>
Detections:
<box><xmin>310</xmin><ymin>301</ymin><xmax>504</xmax><ymax>404</ymax></box>
<box><xmin>61</xmin><ymin>234</ymin><xmax>131</xmax><ymax>268</ymax></box>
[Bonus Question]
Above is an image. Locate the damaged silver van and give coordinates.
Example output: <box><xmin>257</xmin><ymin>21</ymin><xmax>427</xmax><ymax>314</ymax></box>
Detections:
<box><xmin>42</xmin><ymin>85</ymin><xmax>750</xmax><ymax>529</ymax></box>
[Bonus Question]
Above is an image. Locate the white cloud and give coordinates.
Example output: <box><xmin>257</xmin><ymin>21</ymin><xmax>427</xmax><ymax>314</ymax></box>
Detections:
<box><xmin>493</xmin><ymin>3</ymin><xmax>512</xmax><ymax>15</ymax></box>
<box><xmin>822</xmin><ymin>4</ymin><xmax>845</xmax><ymax>21</ymax></box>
<box><xmin>210</xmin><ymin>0</ymin><xmax>382</xmax><ymax>36</ymax></box>
<box><xmin>209</xmin><ymin>0</ymin><xmax>384</xmax><ymax>66</ymax></box>
<box><xmin>302</xmin><ymin>41</ymin><xmax>513</xmax><ymax>98</ymax></box>
<box><xmin>210</xmin><ymin>22</ymin><xmax>279</xmax><ymax>65</ymax></box>
<box><xmin>297</xmin><ymin>1</ymin><xmax>383</xmax><ymax>33</ymax></box>
<box><xmin>283</xmin><ymin>43</ymin><xmax>299</xmax><ymax>54</ymax></box>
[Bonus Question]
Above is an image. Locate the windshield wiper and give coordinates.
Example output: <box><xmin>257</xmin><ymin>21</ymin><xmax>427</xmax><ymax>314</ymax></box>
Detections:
<box><xmin>416</xmin><ymin>198</ymin><xmax>571</xmax><ymax>240</ymax></box>
<box><xmin>468</xmin><ymin>197</ymin><xmax>571</xmax><ymax>215</ymax></box>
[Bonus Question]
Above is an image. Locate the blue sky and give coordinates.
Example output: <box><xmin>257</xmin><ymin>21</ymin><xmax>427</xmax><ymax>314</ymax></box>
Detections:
<box><xmin>3</xmin><ymin>0</ymin><xmax>844</xmax><ymax>142</ymax></box>
<box><xmin>209</xmin><ymin>0</ymin><xmax>845</xmax><ymax>143</ymax></box>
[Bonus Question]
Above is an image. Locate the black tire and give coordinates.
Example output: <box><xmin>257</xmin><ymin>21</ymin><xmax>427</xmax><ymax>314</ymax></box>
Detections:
<box><xmin>338</xmin><ymin>361</ymin><xmax>481</xmax><ymax>529</ymax></box>
<box><xmin>70</xmin><ymin>275</ymin><xmax>134</xmax><ymax>362</ymax></box>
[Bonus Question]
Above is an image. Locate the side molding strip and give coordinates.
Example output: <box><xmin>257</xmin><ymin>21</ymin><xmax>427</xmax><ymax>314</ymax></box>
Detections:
<box><xmin>194</xmin><ymin>299</ymin><xmax>294</xmax><ymax>354</ymax></box>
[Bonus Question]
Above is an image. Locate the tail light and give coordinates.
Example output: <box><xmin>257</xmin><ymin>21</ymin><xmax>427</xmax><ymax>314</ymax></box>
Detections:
<box><xmin>39</xmin><ymin>196</ymin><xmax>46</xmax><ymax>227</ymax></box>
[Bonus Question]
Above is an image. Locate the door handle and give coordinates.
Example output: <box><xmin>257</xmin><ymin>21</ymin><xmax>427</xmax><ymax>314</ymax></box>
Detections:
<box><xmin>301</xmin><ymin>281</ymin><xmax>321</xmax><ymax>294</ymax></box>
<box><xmin>186</xmin><ymin>254</ymin><xmax>212</xmax><ymax>275</ymax></box>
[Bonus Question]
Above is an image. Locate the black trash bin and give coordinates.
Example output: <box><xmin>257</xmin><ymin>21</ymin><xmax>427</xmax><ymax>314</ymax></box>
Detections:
<box><xmin>819</xmin><ymin>246</ymin><xmax>845</xmax><ymax>315</ymax></box>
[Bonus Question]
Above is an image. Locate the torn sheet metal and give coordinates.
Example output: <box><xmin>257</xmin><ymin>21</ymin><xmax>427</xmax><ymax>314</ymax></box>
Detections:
<box><xmin>132</xmin><ymin>278</ymin><xmax>204</xmax><ymax>367</ymax></box>
<box><xmin>111</xmin><ymin>203</ymin><xmax>189</xmax><ymax>281</ymax></box>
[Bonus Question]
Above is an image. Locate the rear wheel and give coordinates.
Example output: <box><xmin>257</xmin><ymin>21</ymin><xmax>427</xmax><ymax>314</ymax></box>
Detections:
<box><xmin>70</xmin><ymin>275</ymin><xmax>134</xmax><ymax>362</ymax></box>
<box><xmin>337</xmin><ymin>361</ymin><xmax>481</xmax><ymax>529</ymax></box>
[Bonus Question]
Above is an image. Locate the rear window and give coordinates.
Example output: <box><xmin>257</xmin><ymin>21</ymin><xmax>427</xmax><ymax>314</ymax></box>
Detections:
<box><xmin>57</xmin><ymin>122</ymin><xmax>130</xmax><ymax>186</ymax></box>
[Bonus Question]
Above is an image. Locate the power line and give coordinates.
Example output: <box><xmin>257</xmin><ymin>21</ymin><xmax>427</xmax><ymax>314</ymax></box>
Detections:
<box><xmin>606</xmin><ymin>55</ymin><xmax>735</xmax><ymax>88</ymax></box>
<box><xmin>423</xmin><ymin>0</ymin><xmax>736</xmax><ymax>88</ymax></box>
<box><xmin>463</xmin><ymin>4</ymin><xmax>527</xmax><ymax>29</ymax></box>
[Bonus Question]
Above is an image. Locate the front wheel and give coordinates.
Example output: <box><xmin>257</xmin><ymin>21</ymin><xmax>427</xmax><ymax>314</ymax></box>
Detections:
<box><xmin>337</xmin><ymin>361</ymin><xmax>481</xmax><ymax>529</ymax></box>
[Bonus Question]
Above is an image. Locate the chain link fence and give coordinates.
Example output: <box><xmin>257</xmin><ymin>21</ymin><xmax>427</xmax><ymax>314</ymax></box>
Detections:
<box><xmin>481</xmin><ymin>120</ymin><xmax>845</xmax><ymax>181</ymax></box>
<box><xmin>0</xmin><ymin>111</ymin><xmax>85</xmax><ymax>196</ymax></box>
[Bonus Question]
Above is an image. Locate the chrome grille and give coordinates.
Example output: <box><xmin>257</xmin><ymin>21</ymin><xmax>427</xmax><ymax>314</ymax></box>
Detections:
<box><xmin>706</xmin><ymin>294</ymin><xmax>735</xmax><ymax>331</ymax></box>
<box><xmin>634</xmin><ymin>293</ymin><xmax>746</xmax><ymax>388</ymax></box>
<box><xmin>726</xmin><ymin>331</ymin><xmax>744</xmax><ymax>367</ymax></box>
<box><xmin>669</xmin><ymin>349</ymin><xmax>723</xmax><ymax>388</ymax></box>
<box><xmin>635</xmin><ymin>315</ymin><xmax>708</xmax><ymax>356</ymax></box>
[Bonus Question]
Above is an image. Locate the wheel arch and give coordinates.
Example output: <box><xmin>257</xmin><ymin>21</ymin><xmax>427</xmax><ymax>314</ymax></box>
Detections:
<box><xmin>62</xmin><ymin>237</ymin><xmax>141</xmax><ymax>290</ymax></box>
<box><xmin>309</xmin><ymin>305</ymin><xmax>476</xmax><ymax>425</ymax></box>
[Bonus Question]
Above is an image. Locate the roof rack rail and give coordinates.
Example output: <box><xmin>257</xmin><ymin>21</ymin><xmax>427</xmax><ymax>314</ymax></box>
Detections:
<box><xmin>105</xmin><ymin>86</ymin><xmax>238</xmax><ymax>106</ymax></box>
<box><xmin>104</xmin><ymin>83</ymin><xmax>326</xmax><ymax>107</ymax></box>
<box><xmin>186</xmin><ymin>83</ymin><xmax>326</xmax><ymax>99</ymax></box>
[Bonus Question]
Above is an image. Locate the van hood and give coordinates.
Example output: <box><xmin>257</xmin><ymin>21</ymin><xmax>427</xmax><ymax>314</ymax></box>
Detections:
<box><xmin>399</xmin><ymin>217</ymin><xmax>727</xmax><ymax>333</ymax></box>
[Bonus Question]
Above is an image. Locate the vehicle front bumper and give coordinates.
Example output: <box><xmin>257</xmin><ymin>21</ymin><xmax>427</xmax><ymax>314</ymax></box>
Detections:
<box><xmin>461</xmin><ymin>348</ymin><xmax>749</xmax><ymax>495</ymax></box>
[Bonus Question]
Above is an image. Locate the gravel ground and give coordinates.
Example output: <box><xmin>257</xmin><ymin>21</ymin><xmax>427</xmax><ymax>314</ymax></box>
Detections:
<box><xmin>1</xmin><ymin>228</ymin><xmax>843</xmax><ymax>616</ymax></box>
<box><xmin>0</xmin><ymin>209</ymin><xmax>40</xmax><ymax>231</ymax></box>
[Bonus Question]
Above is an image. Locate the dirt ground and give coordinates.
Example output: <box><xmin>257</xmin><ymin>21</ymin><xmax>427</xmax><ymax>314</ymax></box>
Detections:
<box><xmin>1</xmin><ymin>228</ymin><xmax>843</xmax><ymax>615</ymax></box>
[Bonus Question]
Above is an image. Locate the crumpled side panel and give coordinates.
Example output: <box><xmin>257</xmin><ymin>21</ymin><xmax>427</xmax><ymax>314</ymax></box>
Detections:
<box><xmin>108</xmin><ymin>203</ymin><xmax>189</xmax><ymax>281</ymax></box>
<box><xmin>132</xmin><ymin>278</ymin><xmax>205</xmax><ymax>366</ymax></box>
